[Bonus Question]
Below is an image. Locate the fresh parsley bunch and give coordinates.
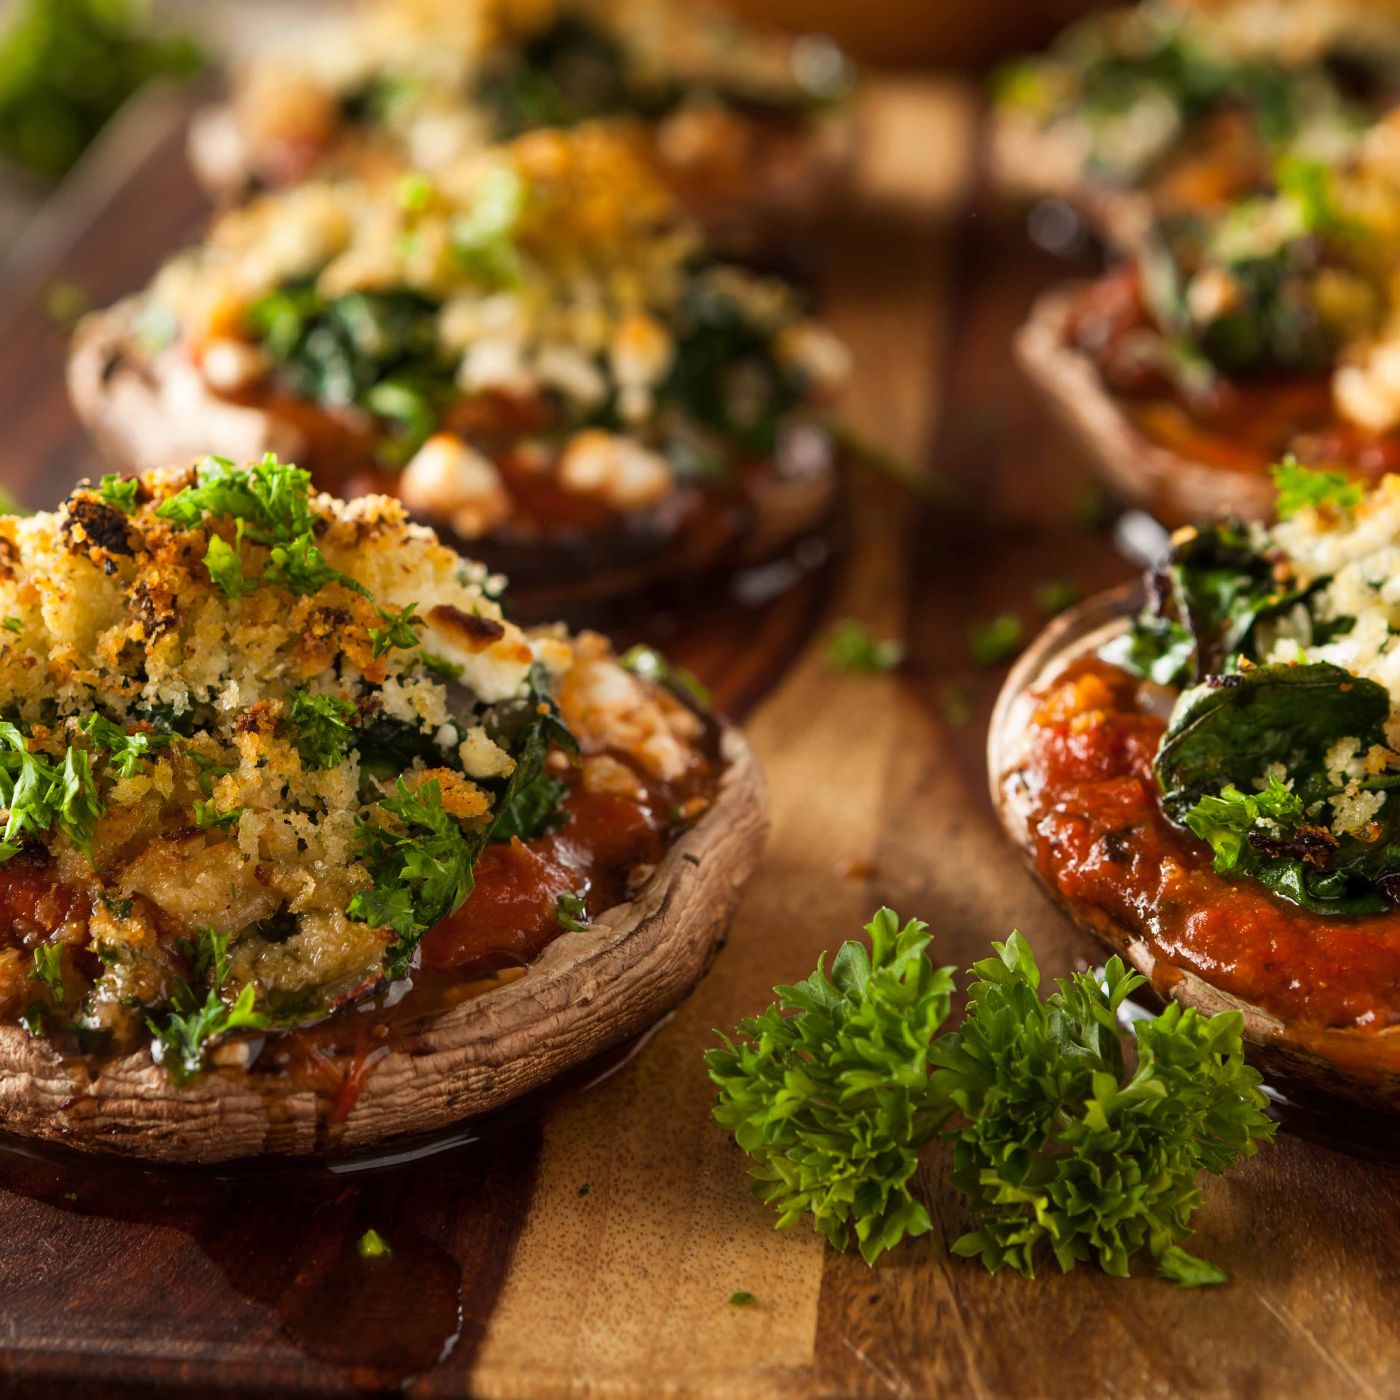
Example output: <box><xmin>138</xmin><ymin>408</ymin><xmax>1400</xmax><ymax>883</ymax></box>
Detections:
<box><xmin>934</xmin><ymin>935</ymin><xmax>1273</xmax><ymax>1285</ymax></box>
<box><xmin>710</xmin><ymin>915</ymin><xmax>1275</xmax><ymax>1281</ymax></box>
<box><xmin>707</xmin><ymin>910</ymin><xmax>956</xmax><ymax>1264</ymax></box>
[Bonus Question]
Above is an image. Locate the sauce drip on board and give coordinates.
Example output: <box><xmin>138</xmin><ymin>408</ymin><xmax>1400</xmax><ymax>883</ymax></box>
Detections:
<box><xmin>1019</xmin><ymin>658</ymin><xmax>1400</xmax><ymax>1043</ymax></box>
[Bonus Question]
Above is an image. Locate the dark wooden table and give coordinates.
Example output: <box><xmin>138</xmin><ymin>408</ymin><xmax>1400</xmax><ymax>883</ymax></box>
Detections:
<box><xmin>0</xmin><ymin>78</ymin><xmax>1395</xmax><ymax>1399</ymax></box>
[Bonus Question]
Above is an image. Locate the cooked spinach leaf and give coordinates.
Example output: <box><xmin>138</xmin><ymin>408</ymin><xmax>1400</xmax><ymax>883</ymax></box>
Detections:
<box><xmin>246</xmin><ymin>286</ymin><xmax>457</xmax><ymax>463</ymax></box>
<box><xmin>1104</xmin><ymin>520</ymin><xmax>1313</xmax><ymax>686</ymax></box>
<box><xmin>1157</xmin><ymin>663</ymin><xmax>1400</xmax><ymax>914</ymax></box>
<box><xmin>1155</xmin><ymin>662</ymin><xmax>1389</xmax><ymax>821</ymax></box>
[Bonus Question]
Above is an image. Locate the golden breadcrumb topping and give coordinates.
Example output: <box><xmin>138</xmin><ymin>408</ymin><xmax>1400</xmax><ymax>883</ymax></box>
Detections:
<box><xmin>0</xmin><ymin>456</ymin><xmax>707</xmax><ymax>1074</ymax></box>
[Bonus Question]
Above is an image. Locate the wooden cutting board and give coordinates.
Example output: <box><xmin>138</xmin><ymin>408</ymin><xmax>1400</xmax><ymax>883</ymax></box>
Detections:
<box><xmin>0</xmin><ymin>77</ymin><xmax>1395</xmax><ymax>1400</ymax></box>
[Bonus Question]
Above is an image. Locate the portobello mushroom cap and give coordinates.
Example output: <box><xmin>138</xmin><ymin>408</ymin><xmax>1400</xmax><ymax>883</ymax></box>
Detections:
<box><xmin>1016</xmin><ymin>283</ymin><xmax>1277</xmax><ymax>525</ymax></box>
<box><xmin>67</xmin><ymin>296</ymin><xmax>838</xmax><ymax>616</ymax></box>
<box><xmin>988</xmin><ymin>584</ymin><xmax>1400</xmax><ymax>1111</ymax></box>
<box><xmin>0</xmin><ymin>723</ymin><xmax>766</xmax><ymax>1162</ymax></box>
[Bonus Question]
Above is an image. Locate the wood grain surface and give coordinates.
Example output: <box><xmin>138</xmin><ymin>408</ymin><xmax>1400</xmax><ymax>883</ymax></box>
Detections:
<box><xmin>0</xmin><ymin>77</ymin><xmax>1395</xmax><ymax>1400</ymax></box>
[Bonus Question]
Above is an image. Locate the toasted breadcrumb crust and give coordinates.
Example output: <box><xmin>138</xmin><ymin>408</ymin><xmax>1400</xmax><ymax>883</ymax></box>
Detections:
<box><xmin>0</xmin><ymin>461</ymin><xmax>707</xmax><ymax>1047</ymax></box>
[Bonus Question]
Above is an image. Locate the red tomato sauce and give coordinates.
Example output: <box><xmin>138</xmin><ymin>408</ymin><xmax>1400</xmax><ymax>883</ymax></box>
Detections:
<box><xmin>1065</xmin><ymin>268</ymin><xmax>1400</xmax><ymax>481</ymax></box>
<box><xmin>1020</xmin><ymin>659</ymin><xmax>1400</xmax><ymax>1036</ymax></box>
<box><xmin>418</xmin><ymin>788</ymin><xmax>667</xmax><ymax>977</ymax></box>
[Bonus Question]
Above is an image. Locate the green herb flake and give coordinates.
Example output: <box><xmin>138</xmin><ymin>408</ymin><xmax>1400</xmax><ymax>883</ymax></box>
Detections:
<box><xmin>728</xmin><ymin>1292</ymin><xmax>756</xmax><ymax>1307</ymax></box>
<box><xmin>2</xmin><ymin>616</ymin><xmax>21</xmax><ymax>634</ymax></box>
<box><xmin>188</xmin><ymin>751</ymin><xmax>237</xmax><ymax>796</ymax></box>
<box><xmin>369</xmin><ymin>602</ymin><xmax>422</xmax><ymax>659</ymax></box>
<box><xmin>556</xmin><ymin>891</ymin><xmax>589</xmax><ymax>932</ymax></box>
<box><xmin>28</xmin><ymin>942</ymin><xmax>64</xmax><ymax>1004</ymax></box>
<box><xmin>824</xmin><ymin>620</ymin><xmax>904</xmax><ymax>675</ymax></box>
<box><xmin>1272</xmin><ymin>456</ymin><xmax>1363</xmax><ymax>521</ymax></box>
<box><xmin>45</xmin><ymin>280</ymin><xmax>90</xmax><ymax>329</ymax></box>
<box><xmin>421</xmin><ymin>651</ymin><xmax>463</xmax><ymax>681</ymax></box>
<box><xmin>1033</xmin><ymin>579</ymin><xmax>1080</xmax><ymax>617</ymax></box>
<box><xmin>83</xmin><ymin>713</ymin><xmax>172</xmax><ymax>778</ymax></box>
<box><xmin>357</xmin><ymin>1228</ymin><xmax>393</xmax><ymax>1259</ymax></box>
<box><xmin>349</xmin><ymin>778</ymin><xmax>477</xmax><ymax>978</ymax></box>
<box><xmin>146</xmin><ymin>927</ymin><xmax>267</xmax><ymax>1084</ymax></box>
<box><xmin>193</xmin><ymin>799</ymin><xmax>241</xmax><ymax>832</ymax></box>
<box><xmin>96</xmin><ymin>473</ymin><xmax>140</xmax><ymax>514</ymax></box>
<box><xmin>398</xmin><ymin>172</ymin><xmax>434</xmax><ymax>214</ymax></box>
<box><xmin>452</xmin><ymin>164</ymin><xmax>524</xmax><ymax>288</ymax></box>
<box><xmin>968</xmin><ymin>614</ymin><xmax>1024</xmax><ymax>667</ymax></box>
<box><xmin>287</xmin><ymin>691</ymin><xmax>357</xmax><ymax>771</ymax></box>
<box><xmin>1157</xmin><ymin>1246</ymin><xmax>1230</xmax><ymax>1288</ymax></box>
<box><xmin>577</xmin><ymin>1183</ymin><xmax>591</xmax><ymax>1197</ymax></box>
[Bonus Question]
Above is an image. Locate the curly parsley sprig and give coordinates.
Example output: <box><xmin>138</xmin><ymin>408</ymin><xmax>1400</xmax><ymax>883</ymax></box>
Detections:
<box><xmin>707</xmin><ymin>910</ymin><xmax>956</xmax><ymax>1264</ymax></box>
<box><xmin>934</xmin><ymin>935</ymin><xmax>1273</xmax><ymax>1285</ymax></box>
<box><xmin>709</xmin><ymin>915</ymin><xmax>1275</xmax><ymax>1280</ymax></box>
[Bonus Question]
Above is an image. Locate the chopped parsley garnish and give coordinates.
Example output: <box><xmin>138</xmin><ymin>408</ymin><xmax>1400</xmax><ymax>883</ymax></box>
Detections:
<box><xmin>147</xmin><ymin>927</ymin><xmax>268</xmax><ymax>1085</ymax></box>
<box><xmin>452</xmin><ymin>165</ymin><xmax>525</xmax><ymax>288</ymax></box>
<box><xmin>728</xmin><ymin>1292</ymin><xmax>755</xmax><ymax>1307</ymax></box>
<box><xmin>287</xmin><ymin>691</ymin><xmax>357</xmax><ymax>771</ymax></box>
<box><xmin>1272</xmin><ymin>456</ymin><xmax>1363</xmax><ymax>521</ymax></box>
<box><xmin>349</xmin><ymin>778</ymin><xmax>479</xmax><ymax>979</ymax></box>
<box><xmin>823</xmin><ymin>620</ymin><xmax>904</xmax><ymax>675</ymax></box>
<box><xmin>97</xmin><ymin>473</ymin><xmax>140</xmax><ymax>514</ymax></box>
<box><xmin>2</xmin><ymin>616</ymin><xmax>20</xmax><ymax>633</ymax></box>
<box><xmin>619</xmin><ymin>644</ymin><xmax>712</xmax><ymax>705</ymax></box>
<box><xmin>20</xmin><ymin>1003</ymin><xmax>45</xmax><ymax>1037</ymax></box>
<box><xmin>710</xmin><ymin>912</ymin><xmax>1275</xmax><ymax>1279</ymax></box>
<box><xmin>0</xmin><ymin>721</ymin><xmax>104</xmax><ymax>860</ymax></box>
<box><xmin>193</xmin><ymin>799</ymin><xmax>240</xmax><ymax>832</ymax></box>
<box><xmin>968</xmin><ymin>614</ymin><xmax>1024</xmax><ymax>667</ymax></box>
<box><xmin>45</xmin><ymin>279</ymin><xmax>90</xmax><ymax>328</ymax></box>
<box><xmin>369</xmin><ymin>602</ymin><xmax>421</xmax><ymax>659</ymax></box>
<box><xmin>556</xmin><ymin>891</ymin><xmax>589</xmax><ymax>931</ymax></box>
<box><xmin>28</xmin><ymin>942</ymin><xmax>64</xmax><ymax>1003</ymax></box>
<box><xmin>357</xmin><ymin>1228</ymin><xmax>393</xmax><ymax>1259</ymax></box>
<box><xmin>188</xmin><ymin>751</ymin><xmax>237</xmax><ymax>796</ymax></box>
<box><xmin>59</xmin><ymin>748</ymin><xmax>103</xmax><ymax>855</ymax></box>
<box><xmin>156</xmin><ymin>454</ymin><xmax>369</xmax><ymax>600</ymax></box>
<box><xmin>1184</xmin><ymin>775</ymin><xmax>1305</xmax><ymax>873</ymax></box>
<box><xmin>421</xmin><ymin>651</ymin><xmax>463</xmax><ymax>681</ymax></box>
<box><xmin>83</xmin><ymin>713</ymin><xmax>172</xmax><ymax>778</ymax></box>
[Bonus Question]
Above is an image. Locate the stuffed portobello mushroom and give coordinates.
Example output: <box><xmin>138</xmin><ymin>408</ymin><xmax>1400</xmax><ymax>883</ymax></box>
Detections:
<box><xmin>1020</xmin><ymin>110</ymin><xmax>1400</xmax><ymax>523</ymax></box>
<box><xmin>991</xmin><ymin>462</ymin><xmax>1400</xmax><ymax>1109</ymax></box>
<box><xmin>189</xmin><ymin>0</ymin><xmax>853</xmax><ymax>251</ymax></box>
<box><xmin>70</xmin><ymin>125</ymin><xmax>848</xmax><ymax>614</ymax></box>
<box><xmin>992</xmin><ymin>0</ymin><xmax>1400</xmax><ymax>253</ymax></box>
<box><xmin>0</xmin><ymin>455</ymin><xmax>765</xmax><ymax>1160</ymax></box>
